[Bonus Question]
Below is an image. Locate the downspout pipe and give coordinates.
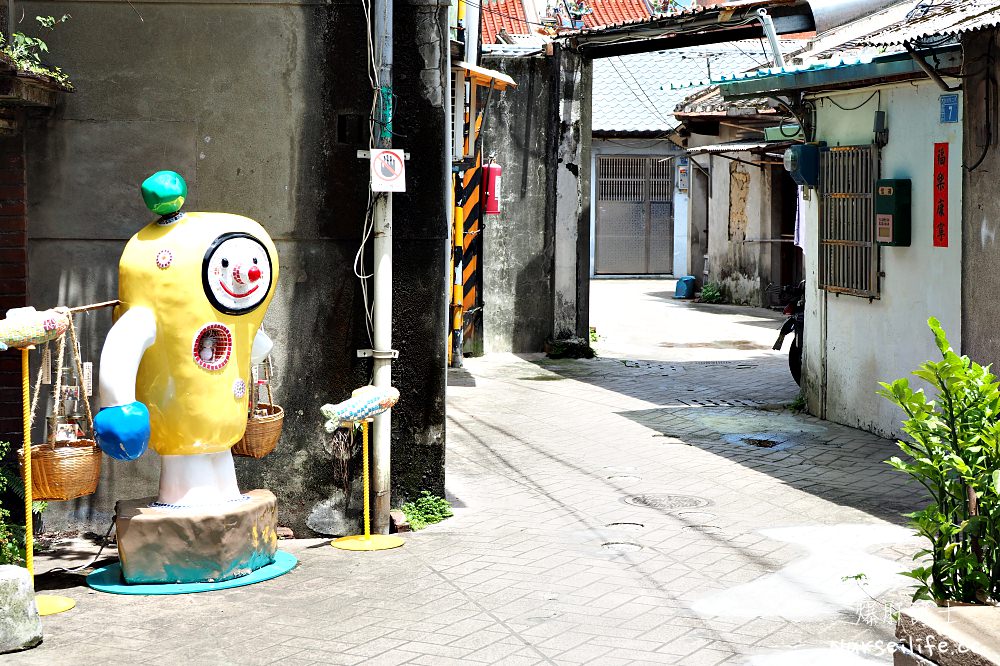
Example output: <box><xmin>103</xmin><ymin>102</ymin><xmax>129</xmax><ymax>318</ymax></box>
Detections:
<box><xmin>756</xmin><ymin>9</ymin><xmax>786</xmax><ymax>69</ymax></box>
<box><xmin>904</xmin><ymin>41</ymin><xmax>962</xmax><ymax>92</ymax></box>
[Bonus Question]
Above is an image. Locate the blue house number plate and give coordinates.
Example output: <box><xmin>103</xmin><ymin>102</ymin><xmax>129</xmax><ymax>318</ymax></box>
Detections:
<box><xmin>940</xmin><ymin>94</ymin><xmax>959</xmax><ymax>123</ymax></box>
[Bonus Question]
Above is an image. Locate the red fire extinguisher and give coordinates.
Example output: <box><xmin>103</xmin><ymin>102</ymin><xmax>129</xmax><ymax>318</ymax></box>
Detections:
<box><xmin>483</xmin><ymin>159</ymin><xmax>502</xmax><ymax>215</ymax></box>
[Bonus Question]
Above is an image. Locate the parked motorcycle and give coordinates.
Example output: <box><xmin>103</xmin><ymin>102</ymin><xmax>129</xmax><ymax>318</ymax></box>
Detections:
<box><xmin>770</xmin><ymin>280</ymin><xmax>805</xmax><ymax>385</ymax></box>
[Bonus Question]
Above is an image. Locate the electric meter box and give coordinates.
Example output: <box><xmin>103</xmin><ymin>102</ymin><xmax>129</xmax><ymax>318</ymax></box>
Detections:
<box><xmin>875</xmin><ymin>178</ymin><xmax>911</xmax><ymax>246</ymax></box>
<box><xmin>783</xmin><ymin>144</ymin><xmax>820</xmax><ymax>188</ymax></box>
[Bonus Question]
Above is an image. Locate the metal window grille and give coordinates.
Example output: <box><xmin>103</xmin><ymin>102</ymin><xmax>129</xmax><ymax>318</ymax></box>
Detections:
<box><xmin>819</xmin><ymin>144</ymin><xmax>880</xmax><ymax>298</ymax></box>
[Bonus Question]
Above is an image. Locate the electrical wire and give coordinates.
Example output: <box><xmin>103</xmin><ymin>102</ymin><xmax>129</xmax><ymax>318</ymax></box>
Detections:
<box><xmin>607</xmin><ymin>56</ymin><xmax>674</xmax><ymax>127</ymax></box>
<box><xmin>37</xmin><ymin>519</ymin><xmax>116</xmax><ymax>575</ymax></box>
<box><xmin>824</xmin><ymin>89</ymin><xmax>879</xmax><ymax>111</ymax></box>
<box><xmin>966</xmin><ymin>29</ymin><xmax>997</xmax><ymax>172</ymax></box>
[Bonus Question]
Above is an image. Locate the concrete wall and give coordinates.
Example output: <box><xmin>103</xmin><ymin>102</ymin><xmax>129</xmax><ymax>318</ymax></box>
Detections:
<box><xmin>480</xmin><ymin>48</ymin><xmax>592</xmax><ymax>353</ymax></box>
<box><xmin>589</xmin><ymin>138</ymin><xmax>688</xmax><ymax>278</ymax></box>
<box><xmin>690</xmin><ymin>127</ymin><xmax>774</xmax><ymax>306</ymax></box>
<box><xmin>962</xmin><ymin>31</ymin><xmax>1000</xmax><ymax>369</ymax></box>
<box><xmin>22</xmin><ymin>0</ymin><xmax>449</xmax><ymax>536</ymax></box>
<box><xmin>802</xmin><ymin>81</ymin><xmax>963</xmax><ymax>438</ymax></box>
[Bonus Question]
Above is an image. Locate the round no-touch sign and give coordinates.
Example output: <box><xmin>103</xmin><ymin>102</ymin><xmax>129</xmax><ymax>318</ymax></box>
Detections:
<box><xmin>370</xmin><ymin>149</ymin><xmax>406</xmax><ymax>192</ymax></box>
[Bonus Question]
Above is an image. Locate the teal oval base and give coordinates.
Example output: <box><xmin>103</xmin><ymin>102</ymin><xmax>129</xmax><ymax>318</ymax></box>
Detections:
<box><xmin>86</xmin><ymin>550</ymin><xmax>297</xmax><ymax>595</ymax></box>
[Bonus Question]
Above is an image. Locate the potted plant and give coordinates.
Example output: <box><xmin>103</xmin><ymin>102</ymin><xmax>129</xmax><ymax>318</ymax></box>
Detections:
<box><xmin>879</xmin><ymin>318</ymin><xmax>999</xmax><ymax>605</ymax></box>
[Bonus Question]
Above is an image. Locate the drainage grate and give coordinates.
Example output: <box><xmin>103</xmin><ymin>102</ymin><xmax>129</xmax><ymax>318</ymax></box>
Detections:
<box><xmin>679</xmin><ymin>398</ymin><xmax>762</xmax><ymax>407</ymax></box>
<box><xmin>623</xmin><ymin>494</ymin><xmax>711</xmax><ymax>511</ymax></box>
<box><xmin>722</xmin><ymin>432</ymin><xmax>793</xmax><ymax>451</ymax></box>
<box><xmin>742</xmin><ymin>437</ymin><xmax>779</xmax><ymax>448</ymax></box>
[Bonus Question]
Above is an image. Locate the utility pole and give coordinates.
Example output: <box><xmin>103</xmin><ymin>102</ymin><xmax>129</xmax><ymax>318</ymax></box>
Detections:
<box><xmin>371</xmin><ymin>0</ymin><xmax>394</xmax><ymax>535</ymax></box>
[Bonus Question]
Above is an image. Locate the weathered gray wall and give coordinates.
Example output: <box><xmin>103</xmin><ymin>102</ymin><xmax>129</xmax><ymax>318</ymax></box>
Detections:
<box><xmin>689</xmin><ymin>127</ymin><xmax>773</xmax><ymax>306</ymax></box>
<box><xmin>480</xmin><ymin>48</ymin><xmax>591</xmax><ymax>353</ymax></box>
<box><xmin>23</xmin><ymin>0</ymin><xmax>449</xmax><ymax>536</ymax></box>
<box><xmin>963</xmin><ymin>30</ymin><xmax>1000</xmax><ymax>366</ymax></box>
<box><xmin>480</xmin><ymin>55</ymin><xmax>554</xmax><ymax>353</ymax></box>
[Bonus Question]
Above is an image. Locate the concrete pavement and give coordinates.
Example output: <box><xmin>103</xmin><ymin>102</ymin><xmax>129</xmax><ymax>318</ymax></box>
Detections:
<box><xmin>9</xmin><ymin>280</ymin><xmax>928</xmax><ymax>665</ymax></box>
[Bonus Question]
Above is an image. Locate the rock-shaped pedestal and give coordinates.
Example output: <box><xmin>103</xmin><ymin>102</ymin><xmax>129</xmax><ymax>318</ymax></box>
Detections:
<box><xmin>116</xmin><ymin>489</ymin><xmax>278</xmax><ymax>584</ymax></box>
<box><xmin>0</xmin><ymin>565</ymin><xmax>42</xmax><ymax>654</ymax></box>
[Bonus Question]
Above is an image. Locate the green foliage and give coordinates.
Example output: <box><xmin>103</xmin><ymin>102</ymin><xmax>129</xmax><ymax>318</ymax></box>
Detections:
<box><xmin>878</xmin><ymin>317</ymin><xmax>1000</xmax><ymax>604</ymax></box>
<box><xmin>589</xmin><ymin>326</ymin><xmax>599</xmax><ymax>343</ymax></box>
<box><xmin>0</xmin><ymin>441</ymin><xmax>25</xmax><ymax>566</ymax></box>
<box><xmin>790</xmin><ymin>392</ymin><xmax>806</xmax><ymax>412</ymax></box>
<box><xmin>700</xmin><ymin>282</ymin><xmax>723</xmax><ymax>304</ymax></box>
<box><xmin>0</xmin><ymin>15</ymin><xmax>72</xmax><ymax>86</ymax></box>
<box><xmin>400</xmin><ymin>491</ymin><xmax>454</xmax><ymax>530</ymax></box>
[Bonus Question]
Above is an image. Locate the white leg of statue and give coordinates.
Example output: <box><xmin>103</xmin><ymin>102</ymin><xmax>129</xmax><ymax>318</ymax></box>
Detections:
<box><xmin>158</xmin><ymin>451</ymin><xmax>243</xmax><ymax>505</ymax></box>
<box><xmin>211</xmin><ymin>449</ymin><xmax>242</xmax><ymax>500</ymax></box>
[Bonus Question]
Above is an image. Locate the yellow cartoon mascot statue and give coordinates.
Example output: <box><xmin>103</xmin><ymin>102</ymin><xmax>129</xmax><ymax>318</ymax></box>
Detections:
<box><xmin>93</xmin><ymin>171</ymin><xmax>288</xmax><ymax>587</ymax></box>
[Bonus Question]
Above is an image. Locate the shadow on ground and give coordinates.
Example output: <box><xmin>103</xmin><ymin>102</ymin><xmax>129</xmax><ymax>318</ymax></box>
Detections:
<box><xmin>521</xmin><ymin>354</ymin><xmax>926</xmax><ymax>527</ymax></box>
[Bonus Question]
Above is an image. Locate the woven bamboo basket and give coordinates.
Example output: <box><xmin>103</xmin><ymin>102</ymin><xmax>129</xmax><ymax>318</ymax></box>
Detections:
<box><xmin>233</xmin><ymin>404</ymin><xmax>284</xmax><ymax>459</ymax></box>
<box><xmin>19</xmin><ymin>439</ymin><xmax>101</xmax><ymax>502</ymax></box>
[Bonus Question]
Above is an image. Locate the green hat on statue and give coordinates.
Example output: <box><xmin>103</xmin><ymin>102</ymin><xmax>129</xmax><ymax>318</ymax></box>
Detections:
<box><xmin>141</xmin><ymin>170</ymin><xmax>187</xmax><ymax>216</ymax></box>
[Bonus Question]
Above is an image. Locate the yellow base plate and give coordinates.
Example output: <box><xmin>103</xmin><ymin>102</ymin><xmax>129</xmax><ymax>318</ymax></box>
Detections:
<box><xmin>36</xmin><ymin>594</ymin><xmax>75</xmax><ymax>616</ymax></box>
<box><xmin>331</xmin><ymin>534</ymin><xmax>405</xmax><ymax>551</ymax></box>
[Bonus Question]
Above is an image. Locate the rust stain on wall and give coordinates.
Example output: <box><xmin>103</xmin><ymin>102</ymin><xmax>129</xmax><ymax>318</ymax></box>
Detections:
<box><xmin>729</xmin><ymin>163</ymin><xmax>749</xmax><ymax>241</ymax></box>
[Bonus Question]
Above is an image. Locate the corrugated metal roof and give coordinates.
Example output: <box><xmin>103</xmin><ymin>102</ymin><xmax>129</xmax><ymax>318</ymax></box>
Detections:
<box><xmin>482</xmin><ymin>0</ymin><xmax>532</xmax><ymax>45</ymax></box>
<box><xmin>687</xmin><ymin>139</ymin><xmax>798</xmax><ymax>154</ymax></box>
<box><xmin>592</xmin><ymin>41</ymin><xmax>779</xmax><ymax>133</ymax></box>
<box><xmin>674</xmin><ymin>85</ymin><xmax>775</xmax><ymax>114</ymax></box>
<box><xmin>862</xmin><ymin>0</ymin><xmax>1000</xmax><ymax>46</ymax></box>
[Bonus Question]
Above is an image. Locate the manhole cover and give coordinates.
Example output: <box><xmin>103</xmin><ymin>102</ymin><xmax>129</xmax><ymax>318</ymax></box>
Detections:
<box><xmin>602</xmin><ymin>541</ymin><xmax>642</xmax><ymax>553</ymax></box>
<box><xmin>673</xmin><ymin>511</ymin><xmax>716</xmax><ymax>522</ymax></box>
<box><xmin>605</xmin><ymin>522</ymin><xmax>645</xmax><ymax>531</ymax></box>
<box><xmin>682</xmin><ymin>525</ymin><xmax>723</xmax><ymax>534</ymax></box>
<box><xmin>623</xmin><ymin>494</ymin><xmax>710</xmax><ymax>511</ymax></box>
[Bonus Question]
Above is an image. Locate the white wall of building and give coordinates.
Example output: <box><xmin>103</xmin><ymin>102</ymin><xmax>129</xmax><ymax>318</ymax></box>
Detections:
<box><xmin>589</xmin><ymin>138</ymin><xmax>688</xmax><ymax>277</ymax></box>
<box><xmin>802</xmin><ymin>80</ymin><xmax>963</xmax><ymax>438</ymax></box>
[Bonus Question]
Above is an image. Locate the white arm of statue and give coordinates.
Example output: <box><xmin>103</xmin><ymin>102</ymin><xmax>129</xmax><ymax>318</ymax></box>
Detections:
<box><xmin>99</xmin><ymin>307</ymin><xmax>157</xmax><ymax>408</ymax></box>
<box><xmin>250</xmin><ymin>328</ymin><xmax>273</xmax><ymax>365</ymax></box>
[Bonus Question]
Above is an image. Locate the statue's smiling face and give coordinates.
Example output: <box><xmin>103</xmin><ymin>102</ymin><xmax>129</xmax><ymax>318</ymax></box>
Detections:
<box><xmin>202</xmin><ymin>233</ymin><xmax>272</xmax><ymax>315</ymax></box>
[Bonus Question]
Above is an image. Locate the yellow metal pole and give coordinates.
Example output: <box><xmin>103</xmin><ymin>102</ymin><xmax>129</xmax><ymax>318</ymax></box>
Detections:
<box><xmin>362</xmin><ymin>421</ymin><xmax>371</xmax><ymax>540</ymax></box>
<box><xmin>22</xmin><ymin>345</ymin><xmax>75</xmax><ymax>615</ymax></box>
<box><xmin>331</xmin><ymin>418</ymin><xmax>403</xmax><ymax>551</ymax></box>
<box><xmin>21</xmin><ymin>347</ymin><xmax>32</xmax><ymax>575</ymax></box>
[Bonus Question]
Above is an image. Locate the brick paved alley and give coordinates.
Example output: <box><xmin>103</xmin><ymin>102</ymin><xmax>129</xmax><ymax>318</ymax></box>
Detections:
<box><xmin>11</xmin><ymin>280</ymin><xmax>927</xmax><ymax>665</ymax></box>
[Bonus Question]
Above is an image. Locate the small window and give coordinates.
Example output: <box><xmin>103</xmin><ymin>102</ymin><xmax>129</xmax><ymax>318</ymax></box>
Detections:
<box><xmin>819</xmin><ymin>144</ymin><xmax>880</xmax><ymax>299</ymax></box>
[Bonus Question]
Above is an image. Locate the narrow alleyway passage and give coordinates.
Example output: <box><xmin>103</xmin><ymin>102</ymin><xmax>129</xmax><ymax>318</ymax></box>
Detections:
<box><xmin>14</xmin><ymin>281</ymin><xmax>924</xmax><ymax>666</ymax></box>
<box><xmin>441</xmin><ymin>280</ymin><xmax>924</xmax><ymax>664</ymax></box>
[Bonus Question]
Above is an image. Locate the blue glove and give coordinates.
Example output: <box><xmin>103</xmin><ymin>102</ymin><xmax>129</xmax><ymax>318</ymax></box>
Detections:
<box><xmin>94</xmin><ymin>401</ymin><xmax>150</xmax><ymax>461</ymax></box>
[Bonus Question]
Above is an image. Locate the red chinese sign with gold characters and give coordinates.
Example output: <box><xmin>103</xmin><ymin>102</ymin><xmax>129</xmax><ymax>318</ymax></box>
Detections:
<box><xmin>933</xmin><ymin>143</ymin><xmax>948</xmax><ymax>247</ymax></box>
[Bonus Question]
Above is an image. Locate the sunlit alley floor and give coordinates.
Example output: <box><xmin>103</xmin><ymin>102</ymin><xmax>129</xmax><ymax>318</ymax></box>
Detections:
<box><xmin>12</xmin><ymin>279</ymin><xmax>926</xmax><ymax>665</ymax></box>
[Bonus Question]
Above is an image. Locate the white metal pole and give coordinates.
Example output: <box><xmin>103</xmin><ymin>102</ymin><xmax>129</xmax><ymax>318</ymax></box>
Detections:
<box><xmin>372</xmin><ymin>0</ymin><xmax>393</xmax><ymax>535</ymax></box>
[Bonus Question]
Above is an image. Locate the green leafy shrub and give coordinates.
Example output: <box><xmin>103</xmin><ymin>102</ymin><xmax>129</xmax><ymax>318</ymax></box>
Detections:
<box><xmin>700</xmin><ymin>282</ymin><xmax>723</xmax><ymax>304</ymax></box>
<box><xmin>878</xmin><ymin>317</ymin><xmax>1000</xmax><ymax>604</ymax></box>
<box><xmin>400</xmin><ymin>491</ymin><xmax>454</xmax><ymax>530</ymax></box>
<box><xmin>0</xmin><ymin>15</ymin><xmax>72</xmax><ymax>86</ymax></box>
